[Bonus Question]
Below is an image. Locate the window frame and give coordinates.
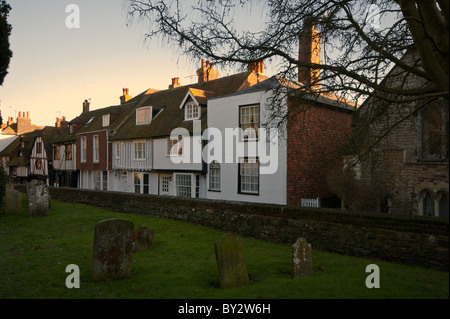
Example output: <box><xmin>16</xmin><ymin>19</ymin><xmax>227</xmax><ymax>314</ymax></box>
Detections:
<box><xmin>35</xmin><ymin>158</ymin><xmax>42</xmax><ymax>171</ymax></box>
<box><xmin>54</xmin><ymin>145</ymin><xmax>60</xmax><ymax>160</ymax></box>
<box><xmin>239</xmin><ymin>104</ymin><xmax>260</xmax><ymax>141</ymax></box>
<box><xmin>209</xmin><ymin>161</ymin><xmax>221</xmax><ymax>192</ymax></box>
<box><xmin>102</xmin><ymin>114</ymin><xmax>110</xmax><ymax>127</ymax></box>
<box><xmin>115</xmin><ymin>142</ymin><xmax>120</xmax><ymax>159</ymax></box>
<box><xmin>93</xmin><ymin>171</ymin><xmax>102</xmax><ymax>190</ymax></box>
<box><xmin>80</xmin><ymin>137</ymin><xmax>86</xmax><ymax>163</ymax></box>
<box><xmin>167</xmin><ymin>136</ymin><xmax>183</xmax><ymax>156</ymax></box>
<box><xmin>418</xmin><ymin>189</ymin><xmax>449</xmax><ymax>218</ymax></box>
<box><xmin>417</xmin><ymin>101</ymin><xmax>449</xmax><ymax>162</ymax></box>
<box><xmin>134</xmin><ymin>141</ymin><xmax>146</xmax><ymax>161</ymax></box>
<box><xmin>174</xmin><ymin>173</ymin><xmax>194</xmax><ymax>198</ymax></box>
<box><xmin>136</xmin><ymin>106</ymin><xmax>152</xmax><ymax>125</ymax></box>
<box><xmin>36</xmin><ymin>141</ymin><xmax>42</xmax><ymax>154</ymax></box>
<box><xmin>184</xmin><ymin>102</ymin><xmax>200</xmax><ymax>121</ymax></box>
<box><xmin>93</xmin><ymin>135</ymin><xmax>99</xmax><ymax>163</ymax></box>
<box><xmin>65</xmin><ymin>144</ymin><xmax>73</xmax><ymax>161</ymax></box>
<box><xmin>238</xmin><ymin>157</ymin><xmax>260</xmax><ymax>195</ymax></box>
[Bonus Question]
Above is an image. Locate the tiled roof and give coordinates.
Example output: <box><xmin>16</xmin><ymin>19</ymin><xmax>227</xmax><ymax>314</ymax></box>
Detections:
<box><xmin>111</xmin><ymin>71</ymin><xmax>266</xmax><ymax>140</ymax></box>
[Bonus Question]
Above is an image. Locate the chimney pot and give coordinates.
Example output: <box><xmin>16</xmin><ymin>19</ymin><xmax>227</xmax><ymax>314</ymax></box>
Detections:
<box><xmin>18</xmin><ymin>112</ymin><xmax>22</xmax><ymax>118</ymax></box>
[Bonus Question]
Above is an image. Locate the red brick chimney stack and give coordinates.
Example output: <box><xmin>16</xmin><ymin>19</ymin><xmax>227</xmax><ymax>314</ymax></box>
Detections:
<box><xmin>169</xmin><ymin>77</ymin><xmax>182</xmax><ymax>89</ymax></box>
<box><xmin>298</xmin><ymin>17</ymin><xmax>321</xmax><ymax>88</ymax></box>
<box><xmin>120</xmin><ymin>88</ymin><xmax>132</xmax><ymax>104</ymax></box>
<box><xmin>248</xmin><ymin>60</ymin><xmax>264</xmax><ymax>74</ymax></box>
<box><xmin>83</xmin><ymin>99</ymin><xmax>90</xmax><ymax>113</ymax></box>
<box><xmin>197</xmin><ymin>59</ymin><xmax>220</xmax><ymax>83</ymax></box>
<box><xmin>16</xmin><ymin>111</ymin><xmax>32</xmax><ymax>134</ymax></box>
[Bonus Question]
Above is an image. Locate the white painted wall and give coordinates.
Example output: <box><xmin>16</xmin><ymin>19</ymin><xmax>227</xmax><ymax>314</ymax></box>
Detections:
<box><xmin>112</xmin><ymin>140</ymin><xmax>153</xmax><ymax>171</ymax></box>
<box><xmin>206</xmin><ymin>89</ymin><xmax>287</xmax><ymax>205</ymax></box>
<box><xmin>153</xmin><ymin>136</ymin><xmax>203</xmax><ymax>171</ymax></box>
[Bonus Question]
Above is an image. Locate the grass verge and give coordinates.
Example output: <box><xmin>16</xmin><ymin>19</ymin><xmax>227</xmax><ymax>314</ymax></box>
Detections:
<box><xmin>0</xmin><ymin>195</ymin><xmax>448</xmax><ymax>299</ymax></box>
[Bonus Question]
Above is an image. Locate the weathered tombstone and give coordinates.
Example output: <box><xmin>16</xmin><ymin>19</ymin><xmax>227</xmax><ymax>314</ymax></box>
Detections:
<box><xmin>4</xmin><ymin>190</ymin><xmax>22</xmax><ymax>215</ymax></box>
<box><xmin>91</xmin><ymin>219</ymin><xmax>134</xmax><ymax>282</ymax></box>
<box><xmin>26</xmin><ymin>179</ymin><xmax>51</xmax><ymax>217</ymax></box>
<box><xmin>214</xmin><ymin>233</ymin><xmax>249</xmax><ymax>289</ymax></box>
<box><xmin>292</xmin><ymin>237</ymin><xmax>313</xmax><ymax>278</ymax></box>
<box><xmin>133</xmin><ymin>225</ymin><xmax>155</xmax><ymax>253</ymax></box>
<box><xmin>5</xmin><ymin>183</ymin><xmax>15</xmax><ymax>191</ymax></box>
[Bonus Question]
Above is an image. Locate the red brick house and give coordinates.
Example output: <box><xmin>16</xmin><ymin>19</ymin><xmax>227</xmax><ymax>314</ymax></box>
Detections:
<box><xmin>74</xmin><ymin>95</ymin><xmax>139</xmax><ymax>190</ymax></box>
<box><xmin>286</xmin><ymin>94</ymin><xmax>355</xmax><ymax>206</ymax></box>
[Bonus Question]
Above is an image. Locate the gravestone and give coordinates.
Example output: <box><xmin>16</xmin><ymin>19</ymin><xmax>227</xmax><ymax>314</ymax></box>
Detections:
<box><xmin>214</xmin><ymin>233</ymin><xmax>249</xmax><ymax>289</ymax></box>
<box><xmin>91</xmin><ymin>219</ymin><xmax>134</xmax><ymax>282</ymax></box>
<box><xmin>133</xmin><ymin>225</ymin><xmax>155</xmax><ymax>253</ymax></box>
<box><xmin>5</xmin><ymin>183</ymin><xmax>15</xmax><ymax>191</ymax></box>
<box><xmin>292</xmin><ymin>237</ymin><xmax>313</xmax><ymax>278</ymax></box>
<box><xmin>4</xmin><ymin>190</ymin><xmax>22</xmax><ymax>215</ymax></box>
<box><xmin>26</xmin><ymin>179</ymin><xmax>51</xmax><ymax>217</ymax></box>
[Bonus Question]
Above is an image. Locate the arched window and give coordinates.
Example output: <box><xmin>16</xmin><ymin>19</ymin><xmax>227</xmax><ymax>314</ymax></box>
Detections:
<box><xmin>437</xmin><ymin>192</ymin><xmax>449</xmax><ymax>219</ymax></box>
<box><xmin>421</xmin><ymin>191</ymin><xmax>435</xmax><ymax>217</ymax></box>
<box><xmin>419</xmin><ymin>101</ymin><xmax>449</xmax><ymax>160</ymax></box>
<box><xmin>209</xmin><ymin>161</ymin><xmax>221</xmax><ymax>191</ymax></box>
<box><xmin>419</xmin><ymin>190</ymin><xmax>449</xmax><ymax>219</ymax></box>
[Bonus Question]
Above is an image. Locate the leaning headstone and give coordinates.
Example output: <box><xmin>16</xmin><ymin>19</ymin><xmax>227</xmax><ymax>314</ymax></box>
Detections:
<box><xmin>214</xmin><ymin>233</ymin><xmax>249</xmax><ymax>289</ymax></box>
<box><xmin>133</xmin><ymin>225</ymin><xmax>155</xmax><ymax>253</ymax></box>
<box><xmin>4</xmin><ymin>190</ymin><xmax>22</xmax><ymax>215</ymax></box>
<box><xmin>292</xmin><ymin>237</ymin><xmax>313</xmax><ymax>278</ymax></box>
<box><xmin>91</xmin><ymin>219</ymin><xmax>134</xmax><ymax>282</ymax></box>
<box><xmin>26</xmin><ymin>179</ymin><xmax>51</xmax><ymax>217</ymax></box>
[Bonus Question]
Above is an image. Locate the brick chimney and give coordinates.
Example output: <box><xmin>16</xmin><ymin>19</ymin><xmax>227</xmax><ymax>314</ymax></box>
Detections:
<box><xmin>298</xmin><ymin>17</ymin><xmax>321</xmax><ymax>88</ymax></box>
<box><xmin>248</xmin><ymin>60</ymin><xmax>264</xmax><ymax>74</ymax></box>
<box><xmin>16</xmin><ymin>111</ymin><xmax>32</xmax><ymax>134</ymax></box>
<box><xmin>7</xmin><ymin>116</ymin><xmax>14</xmax><ymax>126</ymax></box>
<box><xmin>196</xmin><ymin>59</ymin><xmax>220</xmax><ymax>83</ymax></box>
<box><xmin>169</xmin><ymin>77</ymin><xmax>182</xmax><ymax>89</ymax></box>
<box><xmin>120</xmin><ymin>88</ymin><xmax>132</xmax><ymax>104</ymax></box>
<box><xmin>60</xmin><ymin>116</ymin><xmax>69</xmax><ymax>129</ymax></box>
<box><xmin>83</xmin><ymin>99</ymin><xmax>90</xmax><ymax>113</ymax></box>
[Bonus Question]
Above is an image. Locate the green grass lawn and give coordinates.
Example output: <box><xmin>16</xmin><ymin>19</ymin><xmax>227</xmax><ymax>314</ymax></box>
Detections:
<box><xmin>0</xmin><ymin>195</ymin><xmax>448</xmax><ymax>299</ymax></box>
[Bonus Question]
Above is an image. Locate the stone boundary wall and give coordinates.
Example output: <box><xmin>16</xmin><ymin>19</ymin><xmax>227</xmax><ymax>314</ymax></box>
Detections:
<box><xmin>14</xmin><ymin>185</ymin><xmax>449</xmax><ymax>271</ymax></box>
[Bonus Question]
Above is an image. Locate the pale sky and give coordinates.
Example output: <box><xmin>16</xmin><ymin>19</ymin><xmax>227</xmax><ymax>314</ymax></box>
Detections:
<box><xmin>1</xmin><ymin>0</ymin><xmax>272</xmax><ymax>127</ymax></box>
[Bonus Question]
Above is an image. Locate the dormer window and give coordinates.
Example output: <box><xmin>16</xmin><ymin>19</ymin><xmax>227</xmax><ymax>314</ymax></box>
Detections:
<box><xmin>185</xmin><ymin>102</ymin><xmax>200</xmax><ymax>121</ymax></box>
<box><xmin>136</xmin><ymin>107</ymin><xmax>151</xmax><ymax>125</ymax></box>
<box><xmin>102</xmin><ymin>114</ymin><xmax>110</xmax><ymax>127</ymax></box>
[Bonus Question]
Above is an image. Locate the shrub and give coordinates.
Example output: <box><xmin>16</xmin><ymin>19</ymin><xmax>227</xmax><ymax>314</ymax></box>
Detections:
<box><xmin>327</xmin><ymin>165</ymin><xmax>389</xmax><ymax>213</ymax></box>
<box><xmin>0</xmin><ymin>163</ymin><xmax>7</xmax><ymax>205</ymax></box>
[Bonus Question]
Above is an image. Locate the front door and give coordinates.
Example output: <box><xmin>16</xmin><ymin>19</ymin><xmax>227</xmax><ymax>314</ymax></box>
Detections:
<box><xmin>159</xmin><ymin>174</ymin><xmax>172</xmax><ymax>196</ymax></box>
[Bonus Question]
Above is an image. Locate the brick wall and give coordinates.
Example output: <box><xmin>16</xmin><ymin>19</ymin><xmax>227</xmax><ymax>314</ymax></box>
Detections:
<box><xmin>76</xmin><ymin>131</ymin><xmax>108</xmax><ymax>171</ymax></box>
<box><xmin>287</xmin><ymin>102</ymin><xmax>353</xmax><ymax>205</ymax></box>
<box><xmin>357</xmin><ymin>50</ymin><xmax>449</xmax><ymax>215</ymax></box>
<box><xmin>15</xmin><ymin>185</ymin><xmax>449</xmax><ymax>271</ymax></box>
